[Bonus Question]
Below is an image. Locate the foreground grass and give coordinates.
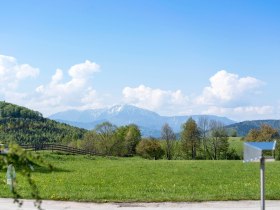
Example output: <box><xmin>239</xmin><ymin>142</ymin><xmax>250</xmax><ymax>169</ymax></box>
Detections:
<box><xmin>1</xmin><ymin>152</ymin><xmax>280</xmax><ymax>202</ymax></box>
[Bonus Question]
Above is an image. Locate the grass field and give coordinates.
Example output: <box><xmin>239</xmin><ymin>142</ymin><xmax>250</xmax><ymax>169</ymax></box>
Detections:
<box><xmin>228</xmin><ymin>137</ymin><xmax>243</xmax><ymax>158</ymax></box>
<box><xmin>1</xmin><ymin>151</ymin><xmax>280</xmax><ymax>202</ymax></box>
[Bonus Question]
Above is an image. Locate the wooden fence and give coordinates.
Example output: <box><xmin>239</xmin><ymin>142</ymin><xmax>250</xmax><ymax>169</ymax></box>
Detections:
<box><xmin>20</xmin><ymin>143</ymin><xmax>95</xmax><ymax>155</ymax></box>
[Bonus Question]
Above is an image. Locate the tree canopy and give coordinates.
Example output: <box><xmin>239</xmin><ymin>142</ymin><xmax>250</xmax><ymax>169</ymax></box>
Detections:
<box><xmin>245</xmin><ymin>124</ymin><xmax>280</xmax><ymax>142</ymax></box>
<box><xmin>161</xmin><ymin>123</ymin><xmax>176</xmax><ymax>160</ymax></box>
<box><xmin>181</xmin><ymin>118</ymin><xmax>201</xmax><ymax>160</ymax></box>
<box><xmin>0</xmin><ymin>101</ymin><xmax>42</xmax><ymax>119</ymax></box>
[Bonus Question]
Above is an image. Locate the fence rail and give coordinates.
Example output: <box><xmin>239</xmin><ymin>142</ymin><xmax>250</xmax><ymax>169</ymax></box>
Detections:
<box><xmin>20</xmin><ymin>143</ymin><xmax>96</xmax><ymax>155</ymax></box>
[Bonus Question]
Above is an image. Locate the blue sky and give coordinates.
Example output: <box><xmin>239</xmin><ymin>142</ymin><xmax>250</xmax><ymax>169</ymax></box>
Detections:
<box><xmin>0</xmin><ymin>0</ymin><xmax>280</xmax><ymax>121</ymax></box>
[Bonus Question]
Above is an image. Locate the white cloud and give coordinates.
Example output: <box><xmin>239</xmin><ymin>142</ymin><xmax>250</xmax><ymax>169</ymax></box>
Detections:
<box><xmin>122</xmin><ymin>85</ymin><xmax>189</xmax><ymax>115</ymax></box>
<box><xmin>203</xmin><ymin>105</ymin><xmax>274</xmax><ymax>121</ymax></box>
<box><xmin>51</xmin><ymin>69</ymin><xmax>63</xmax><ymax>84</ymax></box>
<box><xmin>121</xmin><ymin>71</ymin><xmax>271</xmax><ymax>118</ymax></box>
<box><xmin>194</xmin><ymin>70</ymin><xmax>273</xmax><ymax>120</ymax></box>
<box><xmin>33</xmin><ymin>60</ymin><xmax>102</xmax><ymax>115</ymax></box>
<box><xmin>0</xmin><ymin>55</ymin><xmax>103</xmax><ymax>116</ymax></box>
<box><xmin>81</xmin><ymin>88</ymin><xmax>98</xmax><ymax>104</ymax></box>
<box><xmin>196</xmin><ymin>70</ymin><xmax>264</xmax><ymax>106</ymax></box>
<box><xmin>69</xmin><ymin>60</ymin><xmax>99</xmax><ymax>79</ymax></box>
<box><xmin>0</xmin><ymin>54</ymin><xmax>39</xmax><ymax>89</ymax></box>
<box><xmin>16</xmin><ymin>64</ymin><xmax>39</xmax><ymax>80</ymax></box>
<box><xmin>233</xmin><ymin>106</ymin><xmax>274</xmax><ymax>115</ymax></box>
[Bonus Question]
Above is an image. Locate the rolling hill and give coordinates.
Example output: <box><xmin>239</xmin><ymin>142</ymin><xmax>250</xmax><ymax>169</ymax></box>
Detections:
<box><xmin>0</xmin><ymin>101</ymin><xmax>86</xmax><ymax>144</ymax></box>
<box><xmin>225</xmin><ymin>120</ymin><xmax>280</xmax><ymax>136</ymax></box>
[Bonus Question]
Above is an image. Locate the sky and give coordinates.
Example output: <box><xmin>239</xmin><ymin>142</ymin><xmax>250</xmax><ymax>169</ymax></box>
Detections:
<box><xmin>0</xmin><ymin>0</ymin><xmax>280</xmax><ymax>121</ymax></box>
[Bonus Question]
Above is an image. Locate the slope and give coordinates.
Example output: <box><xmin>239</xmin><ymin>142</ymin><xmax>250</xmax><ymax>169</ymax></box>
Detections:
<box><xmin>226</xmin><ymin>120</ymin><xmax>280</xmax><ymax>136</ymax></box>
<box><xmin>0</xmin><ymin>101</ymin><xmax>86</xmax><ymax>144</ymax></box>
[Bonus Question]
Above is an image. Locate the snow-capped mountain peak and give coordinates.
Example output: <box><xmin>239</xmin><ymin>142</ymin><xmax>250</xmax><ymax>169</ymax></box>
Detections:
<box><xmin>49</xmin><ymin>104</ymin><xmax>236</xmax><ymax>137</ymax></box>
<box><xmin>107</xmin><ymin>104</ymin><xmax>126</xmax><ymax>114</ymax></box>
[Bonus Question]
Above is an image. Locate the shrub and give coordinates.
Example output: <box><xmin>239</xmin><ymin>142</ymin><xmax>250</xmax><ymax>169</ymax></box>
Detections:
<box><xmin>226</xmin><ymin>148</ymin><xmax>241</xmax><ymax>160</ymax></box>
<box><xmin>136</xmin><ymin>138</ymin><xmax>164</xmax><ymax>160</ymax></box>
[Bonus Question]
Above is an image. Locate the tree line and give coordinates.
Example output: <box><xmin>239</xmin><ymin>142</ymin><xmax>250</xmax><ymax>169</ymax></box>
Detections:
<box><xmin>67</xmin><ymin>117</ymin><xmax>240</xmax><ymax>160</ymax></box>
<box><xmin>160</xmin><ymin>117</ymin><xmax>239</xmax><ymax>160</ymax></box>
<box><xmin>160</xmin><ymin>118</ymin><xmax>280</xmax><ymax>160</ymax></box>
<box><xmin>0</xmin><ymin>101</ymin><xmax>42</xmax><ymax>119</ymax></box>
<box><xmin>68</xmin><ymin>122</ymin><xmax>141</xmax><ymax>157</ymax></box>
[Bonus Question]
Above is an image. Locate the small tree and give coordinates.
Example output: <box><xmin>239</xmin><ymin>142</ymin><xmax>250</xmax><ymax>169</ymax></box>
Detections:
<box><xmin>208</xmin><ymin>120</ymin><xmax>229</xmax><ymax>160</ymax></box>
<box><xmin>245</xmin><ymin>124</ymin><xmax>280</xmax><ymax>142</ymax></box>
<box><xmin>181</xmin><ymin>118</ymin><xmax>201</xmax><ymax>159</ymax></box>
<box><xmin>226</xmin><ymin>128</ymin><xmax>238</xmax><ymax>137</ymax></box>
<box><xmin>258</xmin><ymin>124</ymin><xmax>279</xmax><ymax>141</ymax></box>
<box><xmin>245</xmin><ymin>129</ymin><xmax>260</xmax><ymax>141</ymax></box>
<box><xmin>161</xmin><ymin>123</ymin><xmax>176</xmax><ymax>160</ymax></box>
<box><xmin>80</xmin><ymin>130</ymin><xmax>101</xmax><ymax>154</ymax></box>
<box><xmin>198</xmin><ymin>116</ymin><xmax>210</xmax><ymax>159</ymax></box>
<box><xmin>136</xmin><ymin>138</ymin><xmax>164</xmax><ymax>160</ymax></box>
<box><xmin>124</xmin><ymin>124</ymin><xmax>141</xmax><ymax>155</ymax></box>
<box><xmin>112</xmin><ymin>124</ymin><xmax>141</xmax><ymax>157</ymax></box>
<box><xmin>94</xmin><ymin>122</ymin><xmax>117</xmax><ymax>155</ymax></box>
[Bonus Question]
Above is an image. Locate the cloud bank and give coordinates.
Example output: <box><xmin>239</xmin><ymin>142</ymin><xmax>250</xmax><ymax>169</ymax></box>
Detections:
<box><xmin>33</xmin><ymin>60</ymin><xmax>102</xmax><ymax>114</ymax></box>
<box><xmin>122</xmin><ymin>70</ymin><xmax>270</xmax><ymax>120</ymax></box>
<box><xmin>0</xmin><ymin>55</ymin><xmax>39</xmax><ymax>89</ymax></box>
<box><xmin>0</xmin><ymin>54</ymin><xmax>276</xmax><ymax>120</ymax></box>
<box><xmin>0</xmin><ymin>55</ymin><xmax>102</xmax><ymax>115</ymax></box>
<box><xmin>122</xmin><ymin>85</ymin><xmax>189</xmax><ymax>115</ymax></box>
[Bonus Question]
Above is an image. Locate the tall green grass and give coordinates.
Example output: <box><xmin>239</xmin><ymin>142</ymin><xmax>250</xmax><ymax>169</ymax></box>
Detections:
<box><xmin>1</xmin><ymin>152</ymin><xmax>280</xmax><ymax>202</ymax></box>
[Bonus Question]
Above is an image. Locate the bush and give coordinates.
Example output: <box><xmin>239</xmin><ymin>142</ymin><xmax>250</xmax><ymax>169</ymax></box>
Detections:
<box><xmin>226</xmin><ymin>148</ymin><xmax>241</xmax><ymax>160</ymax></box>
<box><xmin>136</xmin><ymin>138</ymin><xmax>164</xmax><ymax>160</ymax></box>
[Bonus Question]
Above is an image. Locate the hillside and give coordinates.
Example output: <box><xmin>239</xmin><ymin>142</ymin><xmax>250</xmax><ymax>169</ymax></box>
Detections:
<box><xmin>49</xmin><ymin>104</ymin><xmax>236</xmax><ymax>137</ymax></box>
<box><xmin>226</xmin><ymin>120</ymin><xmax>280</xmax><ymax>136</ymax></box>
<box><xmin>0</xmin><ymin>101</ymin><xmax>86</xmax><ymax>144</ymax></box>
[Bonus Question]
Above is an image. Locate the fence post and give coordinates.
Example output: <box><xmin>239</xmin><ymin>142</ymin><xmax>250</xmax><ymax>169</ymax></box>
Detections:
<box><xmin>260</xmin><ymin>156</ymin><xmax>265</xmax><ymax>210</ymax></box>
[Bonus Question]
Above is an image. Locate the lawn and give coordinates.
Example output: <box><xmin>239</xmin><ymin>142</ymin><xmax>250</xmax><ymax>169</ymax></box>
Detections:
<box><xmin>229</xmin><ymin>137</ymin><xmax>244</xmax><ymax>158</ymax></box>
<box><xmin>1</xmin><ymin>152</ymin><xmax>280</xmax><ymax>202</ymax></box>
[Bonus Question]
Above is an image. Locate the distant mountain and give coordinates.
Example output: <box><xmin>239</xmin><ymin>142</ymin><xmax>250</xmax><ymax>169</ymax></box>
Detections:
<box><xmin>49</xmin><ymin>104</ymin><xmax>236</xmax><ymax>137</ymax></box>
<box><xmin>225</xmin><ymin>120</ymin><xmax>280</xmax><ymax>136</ymax></box>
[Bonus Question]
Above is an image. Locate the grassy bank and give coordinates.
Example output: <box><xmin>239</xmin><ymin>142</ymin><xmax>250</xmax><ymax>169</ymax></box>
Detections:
<box><xmin>1</xmin><ymin>152</ymin><xmax>280</xmax><ymax>202</ymax></box>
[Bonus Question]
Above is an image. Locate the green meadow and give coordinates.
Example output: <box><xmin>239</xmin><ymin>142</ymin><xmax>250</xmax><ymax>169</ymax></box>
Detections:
<box><xmin>228</xmin><ymin>137</ymin><xmax>244</xmax><ymax>158</ymax></box>
<box><xmin>1</xmin><ymin>151</ymin><xmax>280</xmax><ymax>202</ymax></box>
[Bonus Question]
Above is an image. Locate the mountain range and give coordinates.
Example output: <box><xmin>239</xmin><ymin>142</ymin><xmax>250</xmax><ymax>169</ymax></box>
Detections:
<box><xmin>49</xmin><ymin>104</ymin><xmax>236</xmax><ymax>137</ymax></box>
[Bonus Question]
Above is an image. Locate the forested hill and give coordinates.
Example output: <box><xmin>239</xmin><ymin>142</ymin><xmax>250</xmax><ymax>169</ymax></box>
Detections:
<box><xmin>0</xmin><ymin>101</ymin><xmax>86</xmax><ymax>144</ymax></box>
<box><xmin>226</xmin><ymin>120</ymin><xmax>280</xmax><ymax>137</ymax></box>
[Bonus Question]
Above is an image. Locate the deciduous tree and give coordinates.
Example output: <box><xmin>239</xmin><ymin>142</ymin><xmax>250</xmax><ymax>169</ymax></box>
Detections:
<box><xmin>245</xmin><ymin>124</ymin><xmax>280</xmax><ymax>141</ymax></box>
<box><xmin>198</xmin><ymin>116</ymin><xmax>210</xmax><ymax>159</ymax></box>
<box><xmin>208</xmin><ymin>120</ymin><xmax>229</xmax><ymax>160</ymax></box>
<box><xmin>95</xmin><ymin>122</ymin><xmax>117</xmax><ymax>155</ymax></box>
<box><xmin>181</xmin><ymin>118</ymin><xmax>201</xmax><ymax>160</ymax></box>
<box><xmin>136</xmin><ymin>138</ymin><xmax>164</xmax><ymax>160</ymax></box>
<box><xmin>161</xmin><ymin>123</ymin><xmax>176</xmax><ymax>160</ymax></box>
